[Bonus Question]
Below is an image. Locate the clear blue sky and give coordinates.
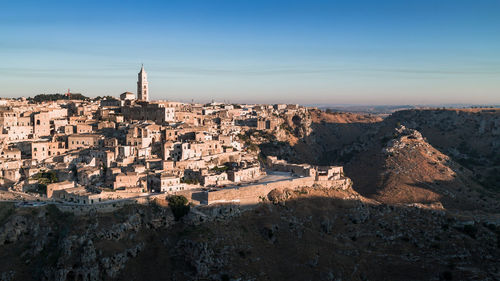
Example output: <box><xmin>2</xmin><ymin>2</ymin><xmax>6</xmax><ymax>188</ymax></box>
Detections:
<box><xmin>1</xmin><ymin>0</ymin><xmax>499</xmax><ymax>104</ymax></box>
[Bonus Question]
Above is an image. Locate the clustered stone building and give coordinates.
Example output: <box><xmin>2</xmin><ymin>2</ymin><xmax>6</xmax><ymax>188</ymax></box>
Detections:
<box><xmin>0</xmin><ymin>66</ymin><xmax>344</xmax><ymax>205</ymax></box>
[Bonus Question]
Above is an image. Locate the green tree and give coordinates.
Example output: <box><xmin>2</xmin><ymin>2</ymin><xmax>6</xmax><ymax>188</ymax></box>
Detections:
<box><xmin>32</xmin><ymin>170</ymin><xmax>58</xmax><ymax>195</ymax></box>
<box><xmin>168</xmin><ymin>195</ymin><xmax>190</xmax><ymax>221</ymax></box>
<box><xmin>32</xmin><ymin>170</ymin><xmax>58</xmax><ymax>185</ymax></box>
<box><xmin>29</xmin><ymin>93</ymin><xmax>89</xmax><ymax>103</ymax></box>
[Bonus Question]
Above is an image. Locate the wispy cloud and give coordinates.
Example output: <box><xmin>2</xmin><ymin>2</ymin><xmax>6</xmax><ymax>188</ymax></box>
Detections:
<box><xmin>1</xmin><ymin>64</ymin><xmax>499</xmax><ymax>80</ymax></box>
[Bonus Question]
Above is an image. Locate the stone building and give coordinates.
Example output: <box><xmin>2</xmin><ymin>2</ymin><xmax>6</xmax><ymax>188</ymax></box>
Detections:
<box><xmin>120</xmin><ymin>92</ymin><xmax>135</xmax><ymax>101</ymax></box>
<box><xmin>0</xmin><ymin>160</ymin><xmax>21</xmax><ymax>186</ymax></box>
<box><xmin>67</xmin><ymin>134</ymin><xmax>102</xmax><ymax>150</ymax></box>
<box><xmin>114</xmin><ymin>172</ymin><xmax>140</xmax><ymax>189</ymax></box>
<box><xmin>175</xmin><ymin>111</ymin><xmax>203</xmax><ymax>126</ymax></box>
<box><xmin>227</xmin><ymin>166</ymin><xmax>262</xmax><ymax>183</ymax></box>
<box><xmin>46</xmin><ymin>181</ymin><xmax>75</xmax><ymax>198</ymax></box>
<box><xmin>122</xmin><ymin>103</ymin><xmax>175</xmax><ymax>124</ymax></box>
<box><xmin>77</xmin><ymin>166</ymin><xmax>102</xmax><ymax>186</ymax></box>
<box><xmin>137</xmin><ymin>65</ymin><xmax>149</xmax><ymax>101</ymax></box>
<box><xmin>257</xmin><ymin>117</ymin><xmax>280</xmax><ymax>131</ymax></box>
<box><xmin>100</xmin><ymin>98</ymin><xmax>123</xmax><ymax>108</ymax></box>
<box><xmin>147</xmin><ymin>172</ymin><xmax>183</xmax><ymax>193</ymax></box>
<box><xmin>90</xmin><ymin>149</ymin><xmax>116</xmax><ymax>168</ymax></box>
<box><xmin>32</xmin><ymin>111</ymin><xmax>51</xmax><ymax>137</ymax></box>
<box><xmin>31</xmin><ymin>140</ymin><xmax>66</xmax><ymax>161</ymax></box>
<box><xmin>202</xmin><ymin>171</ymin><xmax>229</xmax><ymax>187</ymax></box>
<box><xmin>0</xmin><ymin>148</ymin><xmax>21</xmax><ymax>160</ymax></box>
<box><xmin>52</xmin><ymin>186</ymin><xmax>102</xmax><ymax>204</ymax></box>
<box><xmin>315</xmin><ymin>166</ymin><xmax>344</xmax><ymax>181</ymax></box>
<box><xmin>76</xmin><ymin>124</ymin><xmax>93</xmax><ymax>134</ymax></box>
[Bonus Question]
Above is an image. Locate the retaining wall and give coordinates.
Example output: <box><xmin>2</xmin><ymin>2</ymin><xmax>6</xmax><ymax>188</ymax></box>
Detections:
<box><xmin>202</xmin><ymin>177</ymin><xmax>351</xmax><ymax>205</ymax></box>
<box><xmin>55</xmin><ymin>200</ymin><xmax>132</xmax><ymax>215</ymax></box>
<box><xmin>204</xmin><ymin>177</ymin><xmax>313</xmax><ymax>205</ymax></box>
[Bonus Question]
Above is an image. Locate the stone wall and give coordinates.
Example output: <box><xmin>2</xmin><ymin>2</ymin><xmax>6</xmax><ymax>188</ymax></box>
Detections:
<box><xmin>203</xmin><ymin>177</ymin><xmax>313</xmax><ymax>205</ymax></box>
<box><xmin>99</xmin><ymin>191</ymin><xmax>145</xmax><ymax>200</ymax></box>
<box><xmin>200</xmin><ymin>151</ymin><xmax>241</xmax><ymax>165</ymax></box>
<box><xmin>55</xmin><ymin>200</ymin><xmax>132</xmax><ymax>215</ymax></box>
<box><xmin>200</xmin><ymin>177</ymin><xmax>352</xmax><ymax>205</ymax></box>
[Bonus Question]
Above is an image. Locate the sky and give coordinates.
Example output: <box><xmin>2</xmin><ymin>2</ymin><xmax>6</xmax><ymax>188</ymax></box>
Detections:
<box><xmin>1</xmin><ymin>0</ymin><xmax>499</xmax><ymax>105</ymax></box>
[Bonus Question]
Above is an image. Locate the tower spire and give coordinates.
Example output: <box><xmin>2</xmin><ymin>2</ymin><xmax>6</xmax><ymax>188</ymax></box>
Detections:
<box><xmin>137</xmin><ymin>65</ymin><xmax>149</xmax><ymax>101</ymax></box>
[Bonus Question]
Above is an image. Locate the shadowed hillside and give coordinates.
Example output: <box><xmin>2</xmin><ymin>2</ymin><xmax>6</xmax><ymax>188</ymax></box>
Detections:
<box><xmin>385</xmin><ymin>109</ymin><xmax>500</xmax><ymax>191</ymax></box>
<box><xmin>1</xmin><ymin>186</ymin><xmax>499</xmax><ymax>281</ymax></box>
<box><xmin>258</xmin><ymin>108</ymin><xmax>500</xmax><ymax>210</ymax></box>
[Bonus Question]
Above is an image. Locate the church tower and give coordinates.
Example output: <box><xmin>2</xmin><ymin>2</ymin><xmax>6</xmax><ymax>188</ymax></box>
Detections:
<box><xmin>137</xmin><ymin>65</ymin><xmax>149</xmax><ymax>101</ymax></box>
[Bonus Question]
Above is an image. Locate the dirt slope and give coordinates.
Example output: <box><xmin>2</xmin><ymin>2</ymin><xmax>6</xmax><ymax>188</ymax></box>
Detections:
<box><xmin>346</xmin><ymin>125</ymin><xmax>499</xmax><ymax>212</ymax></box>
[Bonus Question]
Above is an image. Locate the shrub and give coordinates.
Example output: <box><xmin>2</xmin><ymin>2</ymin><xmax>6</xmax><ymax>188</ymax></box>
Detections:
<box><xmin>29</xmin><ymin>93</ymin><xmax>89</xmax><ymax>102</ymax></box>
<box><xmin>180</xmin><ymin>178</ymin><xmax>199</xmax><ymax>185</ymax></box>
<box><xmin>210</xmin><ymin>165</ymin><xmax>229</xmax><ymax>173</ymax></box>
<box><xmin>168</xmin><ymin>195</ymin><xmax>190</xmax><ymax>221</ymax></box>
<box><xmin>32</xmin><ymin>170</ymin><xmax>58</xmax><ymax>186</ymax></box>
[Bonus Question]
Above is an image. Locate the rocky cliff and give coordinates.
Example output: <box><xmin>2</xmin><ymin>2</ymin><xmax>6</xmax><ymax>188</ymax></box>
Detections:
<box><xmin>1</xmin><ymin>184</ymin><xmax>499</xmax><ymax>281</ymax></box>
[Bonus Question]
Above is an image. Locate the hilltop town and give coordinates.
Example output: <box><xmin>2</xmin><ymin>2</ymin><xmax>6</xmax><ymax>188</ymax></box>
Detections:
<box><xmin>0</xmin><ymin>66</ymin><xmax>348</xmax><ymax>208</ymax></box>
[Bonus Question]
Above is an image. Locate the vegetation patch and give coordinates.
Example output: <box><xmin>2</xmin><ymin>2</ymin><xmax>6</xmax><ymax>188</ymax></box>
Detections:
<box><xmin>168</xmin><ymin>195</ymin><xmax>191</xmax><ymax>221</ymax></box>
<box><xmin>31</xmin><ymin>170</ymin><xmax>59</xmax><ymax>195</ymax></box>
<box><xmin>29</xmin><ymin>93</ymin><xmax>89</xmax><ymax>102</ymax></box>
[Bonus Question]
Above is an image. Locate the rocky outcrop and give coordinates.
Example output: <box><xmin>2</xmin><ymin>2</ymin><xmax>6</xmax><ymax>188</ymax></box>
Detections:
<box><xmin>96</xmin><ymin>213</ymin><xmax>142</xmax><ymax>240</ymax></box>
<box><xmin>267</xmin><ymin>188</ymin><xmax>292</xmax><ymax>205</ymax></box>
<box><xmin>382</xmin><ymin>125</ymin><xmax>424</xmax><ymax>154</ymax></box>
<box><xmin>0</xmin><ymin>215</ymin><xmax>31</xmax><ymax>245</ymax></box>
<box><xmin>175</xmin><ymin>239</ymin><xmax>228</xmax><ymax>279</ymax></box>
<box><xmin>101</xmin><ymin>242</ymin><xmax>144</xmax><ymax>278</ymax></box>
<box><xmin>0</xmin><ymin>203</ymin><xmax>174</xmax><ymax>280</ymax></box>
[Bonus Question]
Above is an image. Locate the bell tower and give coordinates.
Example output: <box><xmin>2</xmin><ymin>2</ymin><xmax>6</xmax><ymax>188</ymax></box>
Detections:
<box><xmin>137</xmin><ymin>65</ymin><xmax>149</xmax><ymax>101</ymax></box>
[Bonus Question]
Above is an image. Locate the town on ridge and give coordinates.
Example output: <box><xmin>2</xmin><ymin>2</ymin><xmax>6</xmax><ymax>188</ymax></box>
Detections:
<box><xmin>0</xmin><ymin>66</ymin><xmax>348</xmax><ymax>207</ymax></box>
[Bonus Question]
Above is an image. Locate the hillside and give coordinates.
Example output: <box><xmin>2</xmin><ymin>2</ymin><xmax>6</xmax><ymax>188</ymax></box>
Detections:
<box><xmin>385</xmin><ymin>109</ymin><xmax>500</xmax><ymax>191</ymax></box>
<box><xmin>259</xmin><ymin>108</ymin><xmax>500</xmax><ymax>210</ymax></box>
<box><xmin>1</xmin><ymin>186</ymin><xmax>499</xmax><ymax>281</ymax></box>
<box><xmin>345</xmin><ymin>125</ymin><xmax>499</xmax><ymax>212</ymax></box>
